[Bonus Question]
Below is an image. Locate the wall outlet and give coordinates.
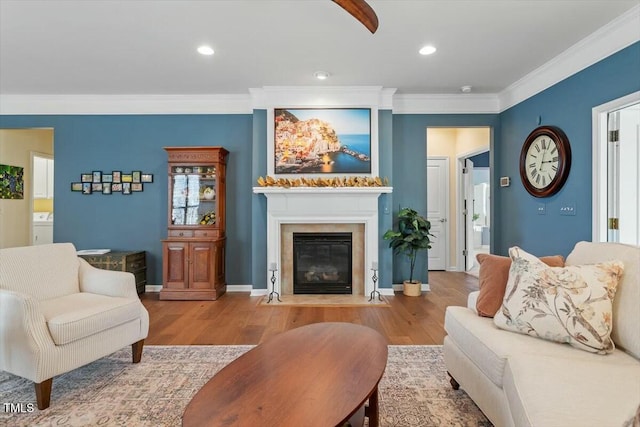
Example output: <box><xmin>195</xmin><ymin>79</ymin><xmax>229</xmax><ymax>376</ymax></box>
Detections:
<box><xmin>537</xmin><ymin>203</ymin><xmax>546</xmax><ymax>215</ymax></box>
<box><xmin>560</xmin><ymin>203</ymin><xmax>576</xmax><ymax>216</ymax></box>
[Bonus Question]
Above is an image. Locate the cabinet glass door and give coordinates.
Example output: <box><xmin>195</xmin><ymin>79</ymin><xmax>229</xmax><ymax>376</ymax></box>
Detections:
<box><xmin>171</xmin><ymin>166</ymin><xmax>217</xmax><ymax>226</ymax></box>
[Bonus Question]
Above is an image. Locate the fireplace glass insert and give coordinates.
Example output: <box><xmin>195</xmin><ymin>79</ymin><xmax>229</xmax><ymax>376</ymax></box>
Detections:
<box><xmin>292</xmin><ymin>232</ymin><xmax>352</xmax><ymax>294</ymax></box>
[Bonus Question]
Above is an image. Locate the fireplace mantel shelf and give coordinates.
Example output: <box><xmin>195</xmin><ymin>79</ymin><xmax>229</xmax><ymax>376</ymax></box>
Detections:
<box><xmin>253</xmin><ymin>186</ymin><xmax>392</xmax><ymax>195</ymax></box>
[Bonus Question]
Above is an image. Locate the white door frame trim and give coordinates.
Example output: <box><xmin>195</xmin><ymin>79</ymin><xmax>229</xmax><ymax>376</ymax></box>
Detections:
<box><xmin>456</xmin><ymin>148</ymin><xmax>489</xmax><ymax>271</ymax></box>
<box><xmin>591</xmin><ymin>91</ymin><xmax>640</xmax><ymax>242</ymax></box>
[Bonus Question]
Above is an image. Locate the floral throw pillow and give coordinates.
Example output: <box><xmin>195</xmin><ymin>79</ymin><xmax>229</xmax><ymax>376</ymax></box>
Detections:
<box><xmin>494</xmin><ymin>247</ymin><xmax>624</xmax><ymax>354</ymax></box>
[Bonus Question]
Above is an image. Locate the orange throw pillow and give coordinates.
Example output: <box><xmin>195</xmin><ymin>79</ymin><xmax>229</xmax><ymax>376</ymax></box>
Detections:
<box><xmin>475</xmin><ymin>253</ymin><xmax>564</xmax><ymax>317</ymax></box>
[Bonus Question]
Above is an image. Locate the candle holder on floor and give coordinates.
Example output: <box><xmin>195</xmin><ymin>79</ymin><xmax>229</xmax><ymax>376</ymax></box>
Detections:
<box><xmin>267</xmin><ymin>263</ymin><xmax>281</xmax><ymax>303</ymax></box>
<box><xmin>368</xmin><ymin>262</ymin><xmax>382</xmax><ymax>302</ymax></box>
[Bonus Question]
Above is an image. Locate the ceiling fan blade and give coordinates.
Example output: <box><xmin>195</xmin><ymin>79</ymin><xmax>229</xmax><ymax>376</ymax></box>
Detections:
<box><xmin>332</xmin><ymin>0</ymin><xmax>379</xmax><ymax>34</ymax></box>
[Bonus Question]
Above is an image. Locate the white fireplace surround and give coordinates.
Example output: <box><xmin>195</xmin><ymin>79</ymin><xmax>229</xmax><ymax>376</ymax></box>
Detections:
<box><xmin>253</xmin><ymin>187</ymin><xmax>392</xmax><ymax>296</ymax></box>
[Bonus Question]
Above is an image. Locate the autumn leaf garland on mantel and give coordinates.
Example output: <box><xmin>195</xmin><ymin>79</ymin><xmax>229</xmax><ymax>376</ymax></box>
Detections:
<box><xmin>256</xmin><ymin>175</ymin><xmax>389</xmax><ymax>188</ymax></box>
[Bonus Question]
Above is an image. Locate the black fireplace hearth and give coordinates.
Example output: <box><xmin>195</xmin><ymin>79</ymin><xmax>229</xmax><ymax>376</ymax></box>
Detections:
<box><xmin>292</xmin><ymin>232</ymin><xmax>352</xmax><ymax>294</ymax></box>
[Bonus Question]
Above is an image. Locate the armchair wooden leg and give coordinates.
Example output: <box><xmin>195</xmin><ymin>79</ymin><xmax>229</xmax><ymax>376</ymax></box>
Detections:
<box><xmin>34</xmin><ymin>378</ymin><xmax>53</xmax><ymax>410</ymax></box>
<box><xmin>448</xmin><ymin>371</ymin><xmax>460</xmax><ymax>390</ymax></box>
<box><xmin>132</xmin><ymin>339</ymin><xmax>144</xmax><ymax>363</ymax></box>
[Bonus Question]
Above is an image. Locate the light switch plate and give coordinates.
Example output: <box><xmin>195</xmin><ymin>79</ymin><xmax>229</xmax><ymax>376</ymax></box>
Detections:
<box><xmin>560</xmin><ymin>203</ymin><xmax>576</xmax><ymax>216</ymax></box>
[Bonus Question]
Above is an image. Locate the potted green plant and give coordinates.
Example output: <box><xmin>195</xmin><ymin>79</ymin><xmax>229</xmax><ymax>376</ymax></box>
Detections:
<box><xmin>383</xmin><ymin>207</ymin><xmax>434</xmax><ymax>296</ymax></box>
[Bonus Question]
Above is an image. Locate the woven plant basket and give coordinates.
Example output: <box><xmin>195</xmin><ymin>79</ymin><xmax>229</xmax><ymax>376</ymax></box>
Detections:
<box><xmin>403</xmin><ymin>280</ymin><xmax>422</xmax><ymax>297</ymax></box>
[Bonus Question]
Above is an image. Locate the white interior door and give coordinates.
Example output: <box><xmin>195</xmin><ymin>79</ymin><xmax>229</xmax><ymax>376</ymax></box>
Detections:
<box><xmin>608</xmin><ymin>104</ymin><xmax>640</xmax><ymax>245</ymax></box>
<box><xmin>463</xmin><ymin>159</ymin><xmax>475</xmax><ymax>271</ymax></box>
<box><xmin>427</xmin><ymin>158</ymin><xmax>448</xmax><ymax>270</ymax></box>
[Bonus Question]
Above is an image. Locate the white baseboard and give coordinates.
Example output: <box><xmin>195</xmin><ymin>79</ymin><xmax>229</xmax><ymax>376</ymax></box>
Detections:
<box><xmin>146</xmin><ymin>285</ymin><xmax>415</xmax><ymax>295</ymax></box>
<box><xmin>145</xmin><ymin>284</ymin><xmax>255</xmax><ymax>293</ymax></box>
<box><xmin>227</xmin><ymin>284</ymin><xmax>254</xmax><ymax>293</ymax></box>
<box><xmin>392</xmin><ymin>283</ymin><xmax>431</xmax><ymax>292</ymax></box>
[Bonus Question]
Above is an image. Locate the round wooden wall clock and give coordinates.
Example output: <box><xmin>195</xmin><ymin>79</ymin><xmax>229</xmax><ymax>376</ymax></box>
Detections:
<box><xmin>519</xmin><ymin>125</ymin><xmax>571</xmax><ymax>198</ymax></box>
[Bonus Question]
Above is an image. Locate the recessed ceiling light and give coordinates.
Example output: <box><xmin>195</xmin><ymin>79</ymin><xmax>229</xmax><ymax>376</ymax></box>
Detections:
<box><xmin>461</xmin><ymin>85</ymin><xmax>472</xmax><ymax>93</ymax></box>
<box><xmin>419</xmin><ymin>45</ymin><xmax>437</xmax><ymax>56</ymax></box>
<box><xmin>314</xmin><ymin>71</ymin><xmax>330</xmax><ymax>80</ymax></box>
<box><xmin>197</xmin><ymin>45</ymin><xmax>214</xmax><ymax>56</ymax></box>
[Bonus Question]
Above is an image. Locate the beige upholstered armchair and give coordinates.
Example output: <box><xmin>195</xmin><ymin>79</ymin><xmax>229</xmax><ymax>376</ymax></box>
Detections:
<box><xmin>0</xmin><ymin>243</ymin><xmax>149</xmax><ymax>409</ymax></box>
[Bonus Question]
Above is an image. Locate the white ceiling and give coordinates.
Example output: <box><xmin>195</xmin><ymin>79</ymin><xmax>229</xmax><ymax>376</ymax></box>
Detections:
<box><xmin>0</xmin><ymin>0</ymin><xmax>638</xmax><ymax>97</ymax></box>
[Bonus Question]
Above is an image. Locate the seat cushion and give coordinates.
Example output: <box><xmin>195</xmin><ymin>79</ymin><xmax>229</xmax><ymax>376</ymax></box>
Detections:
<box><xmin>40</xmin><ymin>293</ymin><xmax>141</xmax><ymax>345</ymax></box>
<box><xmin>444</xmin><ymin>305</ymin><xmax>638</xmax><ymax>388</ymax></box>
<box><xmin>503</xmin><ymin>353</ymin><xmax>640</xmax><ymax>427</ymax></box>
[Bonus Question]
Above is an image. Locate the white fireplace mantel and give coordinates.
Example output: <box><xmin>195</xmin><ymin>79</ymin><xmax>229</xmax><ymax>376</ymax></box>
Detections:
<box><xmin>253</xmin><ymin>186</ymin><xmax>392</xmax><ymax>296</ymax></box>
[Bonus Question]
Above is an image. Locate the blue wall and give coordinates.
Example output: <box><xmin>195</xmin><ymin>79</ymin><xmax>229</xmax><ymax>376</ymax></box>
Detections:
<box><xmin>495</xmin><ymin>42</ymin><xmax>640</xmax><ymax>258</ymax></box>
<box><xmin>1</xmin><ymin>42</ymin><xmax>638</xmax><ymax>289</ymax></box>
<box><xmin>390</xmin><ymin>114</ymin><xmax>500</xmax><ymax>283</ymax></box>
<box><xmin>0</xmin><ymin>114</ymin><xmax>253</xmax><ymax>286</ymax></box>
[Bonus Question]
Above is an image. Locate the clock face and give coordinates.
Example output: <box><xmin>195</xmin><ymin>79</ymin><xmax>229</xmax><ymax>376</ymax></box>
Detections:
<box><xmin>519</xmin><ymin>126</ymin><xmax>571</xmax><ymax>198</ymax></box>
<box><xmin>524</xmin><ymin>135</ymin><xmax>559</xmax><ymax>189</ymax></box>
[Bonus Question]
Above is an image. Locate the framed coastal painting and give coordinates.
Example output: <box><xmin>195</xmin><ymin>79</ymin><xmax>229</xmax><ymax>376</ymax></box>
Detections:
<box><xmin>273</xmin><ymin>108</ymin><xmax>371</xmax><ymax>174</ymax></box>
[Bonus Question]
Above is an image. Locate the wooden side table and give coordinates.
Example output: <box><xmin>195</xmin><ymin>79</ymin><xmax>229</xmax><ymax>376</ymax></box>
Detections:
<box><xmin>78</xmin><ymin>251</ymin><xmax>147</xmax><ymax>294</ymax></box>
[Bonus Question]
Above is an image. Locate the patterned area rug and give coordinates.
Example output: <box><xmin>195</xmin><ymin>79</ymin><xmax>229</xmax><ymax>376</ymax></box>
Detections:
<box><xmin>0</xmin><ymin>345</ymin><xmax>491</xmax><ymax>426</ymax></box>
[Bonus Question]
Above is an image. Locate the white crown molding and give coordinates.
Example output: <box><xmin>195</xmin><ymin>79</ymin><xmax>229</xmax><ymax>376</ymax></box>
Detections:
<box><xmin>0</xmin><ymin>94</ymin><xmax>253</xmax><ymax>115</ymax></box>
<box><xmin>249</xmin><ymin>86</ymin><xmax>396</xmax><ymax>109</ymax></box>
<box><xmin>392</xmin><ymin>94</ymin><xmax>500</xmax><ymax>114</ymax></box>
<box><xmin>498</xmin><ymin>4</ymin><xmax>640</xmax><ymax>112</ymax></box>
<box><xmin>1</xmin><ymin>5</ymin><xmax>636</xmax><ymax>116</ymax></box>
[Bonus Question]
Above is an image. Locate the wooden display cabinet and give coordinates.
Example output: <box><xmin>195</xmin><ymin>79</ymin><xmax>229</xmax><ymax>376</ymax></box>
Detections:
<box><xmin>160</xmin><ymin>147</ymin><xmax>228</xmax><ymax>300</ymax></box>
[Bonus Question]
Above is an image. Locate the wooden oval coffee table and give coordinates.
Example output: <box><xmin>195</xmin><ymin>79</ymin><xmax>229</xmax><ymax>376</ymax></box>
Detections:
<box><xmin>182</xmin><ymin>322</ymin><xmax>388</xmax><ymax>427</ymax></box>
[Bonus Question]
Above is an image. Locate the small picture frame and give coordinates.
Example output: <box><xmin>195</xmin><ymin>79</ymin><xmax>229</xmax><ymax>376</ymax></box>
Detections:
<box><xmin>92</xmin><ymin>183</ymin><xmax>103</xmax><ymax>192</ymax></box>
<box><xmin>141</xmin><ymin>173</ymin><xmax>154</xmax><ymax>183</ymax></box>
<box><xmin>122</xmin><ymin>174</ymin><xmax>133</xmax><ymax>183</ymax></box>
<box><xmin>102</xmin><ymin>184</ymin><xmax>112</xmax><ymax>195</ymax></box>
<box><xmin>92</xmin><ymin>171</ymin><xmax>102</xmax><ymax>183</ymax></box>
<box><xmin>82</xmin><ymin>183</ymin><xmax>92</xmax><ymax>194</ymax></box>
<box><xmin>102</xmin><ymin>174</ymin><xmax>113</xmax><ymax>183</ymax></box>
<box><xmin>71</xmin><ymin>182</ymin><xmax>83</xmax><ymax>192</ymax></box>
<box><xmin>81</xmin><ymin>174</ymin><xmax>93</xmax><ymax>183</ymax></box>
<box><xmin>132</xmin><ymin>171</ymin><xmax>141</xmax><ymax>183</ymax></box>
<box><xmin>131</xmin><ymin>183</ymin><xmax>143</xmax><ymax>192</ymax></box>
<box><xmin>111</xmin><ymin>183</ymin><xmax>122</xmax><ymax>192</ymax></box>
<box><xmin>112</xmin><ymin>171</ymin><xmax>122</xmax><ymax>183</ymax></box>
<box><xmin>122</xmin><ymin>182</ymin><xmax>132</xmax><ymax>194</ymax></box>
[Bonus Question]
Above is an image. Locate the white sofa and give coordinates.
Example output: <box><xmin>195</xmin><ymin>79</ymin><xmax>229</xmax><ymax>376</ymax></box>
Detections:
<box><xmin>444</xmin><ymin>241</ymin><xmax>640</xmax><ymax>427</ymax></box>
<box><xmin>0</xmin><ymin>243</ymin><xmax>149</xmax><ymax>409</ymax></box>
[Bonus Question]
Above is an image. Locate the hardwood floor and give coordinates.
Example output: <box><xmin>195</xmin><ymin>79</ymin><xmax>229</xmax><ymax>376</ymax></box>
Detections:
<box><xmin>141</xmin><ymin>271</ymin><xmax>479</xmax><ymax>345</ymax></box>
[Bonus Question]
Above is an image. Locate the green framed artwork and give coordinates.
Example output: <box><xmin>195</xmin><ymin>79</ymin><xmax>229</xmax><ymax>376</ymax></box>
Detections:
<box><xmin>0</xmin><ymin>164</ymin><xmax>24</xmax><ymax>199</ymax></box>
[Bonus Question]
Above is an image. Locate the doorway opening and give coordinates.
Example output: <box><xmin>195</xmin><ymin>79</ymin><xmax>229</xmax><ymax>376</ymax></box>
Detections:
<box><xmin>426</xmin><ymin>127</ymin><xmax>490</xmax><ymax>273</ymax></box>
<box><xmin>0</xmin><ymin>129</ymin><xmax>54</xmax><ymax>249</ymax></box>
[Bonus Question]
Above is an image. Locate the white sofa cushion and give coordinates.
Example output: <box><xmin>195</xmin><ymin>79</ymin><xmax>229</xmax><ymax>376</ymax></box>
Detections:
<box><xmin>40</xmin><ymin>293</ymin><xmax>141</xmax><ymax>345</ymax></box>
<box><xmin>566</xmin><ymin>241</ymin><xmax>640</xmax><ymax>359</ymax></box>
<box><xmin>503</xmin><ymin>353</ymin><xmax>640</xmax><ymax>427</ymax></box>
<box><xmin>445</xmin><ymin>305</ymin><xmax>639</xmax><ymax>388</ymax></box>
<box><xmin>494</xmin><ymin>246</ymin><xmax>623</xmax><ymax>354</ymax></box>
